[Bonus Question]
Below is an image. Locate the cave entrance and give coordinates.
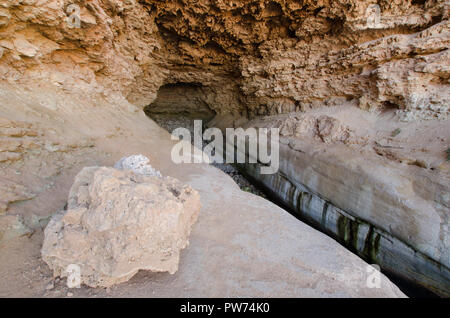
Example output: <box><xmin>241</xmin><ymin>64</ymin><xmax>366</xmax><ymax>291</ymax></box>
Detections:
<box><xmin>144</xmin><ymin>82</ymin><xmax>216</xmax><ymax>121</ymax></box>
<box><xmin>143</xmin><ymin>82</ymin><xmax>267</xmax><ymax>198</ymax></box>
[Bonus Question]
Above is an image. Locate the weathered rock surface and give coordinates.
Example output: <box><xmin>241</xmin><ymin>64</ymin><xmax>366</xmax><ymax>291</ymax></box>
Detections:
<box><xmin>0</xmin><ymin>0</ymin><xmax>447</xmax><ymax>119</ymax></box>
<box><xmin>41</xmin><ymin>163</ymin><xmax>200</xmax><ymax>288</ymax></box>
<box><xmin>0</xmin><ymin>0</ymin><xmax>448</xmax><ymax>297</ymax></box>
<box><xmin>0</xmin><ymin>178</ymin><xmax>35</xmax><ymax>215</ymax></box>
<box><xmin>114</xmin><ymin>154</ymin><xmax>162</xmax><ymax>178</ymax></box>
<box><xmin>0</xmin><ymin>214</ymin><xmax>32</xmax><ymax>245</ymax></box>
<box><xmin>232</xmin><ymin>107</ymin><xmax>450</xmax><ymax>296</ymax></box>
<box><xmin>0</xmin><ymin>83</ymin><xmax>406</xmax><ymax>297</ymax></box>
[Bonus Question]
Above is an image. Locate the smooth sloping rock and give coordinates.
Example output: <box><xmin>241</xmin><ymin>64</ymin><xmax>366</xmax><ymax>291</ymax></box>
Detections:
<box><xmin>234</xmin><ymin>109</ymin><xmax>450</xmax><ymax>296</ymax></box>
<box><xmin>0</xmin><ymin>215</ymin><xmax>32</xmax><ymax>245</ymax></box>
<box><xmin>41</xmin><ymin>165</ymin><xmax>200</xmax><ymax>288</ymax></box>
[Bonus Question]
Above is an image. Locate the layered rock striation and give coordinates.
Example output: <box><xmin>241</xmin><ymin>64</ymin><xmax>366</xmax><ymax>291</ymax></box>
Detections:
<box><xmin>0</xmin><ymin>0</ymin><xmax>448</xmax><ymax>296</ymax></box>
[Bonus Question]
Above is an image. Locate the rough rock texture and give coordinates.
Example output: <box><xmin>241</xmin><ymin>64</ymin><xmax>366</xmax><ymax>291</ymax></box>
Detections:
<box><xmin>114</xmin><ymin>154</ymin><xmax>162</xmax><ymax>177</ymax></box>
<box><xmin>0</xmin><ymin>0</ymin><xmax>448</xmax><ymax>297</ymax></box>
<box><xmin>0</xmin><ymin>214</ymin><xmax>32</xmax><ymax>245</ymax></box>
<box><xmin>41</xmin><ymin>164</ymin><xmax>200</xmax><ymax>288</ymax></box>
<box><xmin>0</xmin><ymin>0</ymin><xmax>447</xmax><ymax>118</ymax></box>
<box><xmin>0</xmin><ymin>178</ymin><xmax>35</xmax><ymax>215</ymax></box>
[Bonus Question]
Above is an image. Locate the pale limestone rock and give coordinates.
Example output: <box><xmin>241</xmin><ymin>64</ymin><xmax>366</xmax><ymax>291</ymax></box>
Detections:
<box><xmin>316</xmin><ymin>116</ymin><xmax>351</xmax><ymax>144</ymax></box>
<box><xmin>41</xmin><ymin>166</ymin><xmax>200</xmax><ymax>288</ymax></box>
<box><xmin>278</xmin><ymin>115</ymin><xmax>351</xmax><ymax>144</ymax></box>
<box><xmin>114</xmin><ymin>154</ymin><xmax>162</xmax><ymax>178</ymax></box>
<box><xmin>0</xmin><ymin>151</ymin><xmax>21</xmax><ymax>162</ymax></box>
<box><xmin>0</xmin><ymin>0</ymin><xmax>447</xmax><ymax>298</ymax></box>
<box><xmin>0</xmin><ymin>117</ymin><xmax>40</xmax><ymax>163</ymax></box>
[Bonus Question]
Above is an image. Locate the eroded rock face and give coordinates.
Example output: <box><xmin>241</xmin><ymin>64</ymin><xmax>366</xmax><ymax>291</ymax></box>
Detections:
<box><xmin>0</xmin><ymin>0</ymin><xmax>447</xmax><ymax>119</ymax></box>
<box><xmin>41</xmin><ymin>162</ymin><xmax>200</xmax><ymax>288</ymax></box>
<box><xmin>1</xmin><ymin>0</ymin><xmax>448</xmax><ymax>297</ymax></box>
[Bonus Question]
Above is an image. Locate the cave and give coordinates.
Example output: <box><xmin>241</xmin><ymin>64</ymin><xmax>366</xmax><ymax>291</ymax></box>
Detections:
<box><xmin>144</xmin><ymin>82</ymin><xmax>216</xmax><ymax>120</ymax></box>
<box><xmin>0</xmin><ymin>0</ymin><xmax>448</xmax><ymax>300</ymax></box>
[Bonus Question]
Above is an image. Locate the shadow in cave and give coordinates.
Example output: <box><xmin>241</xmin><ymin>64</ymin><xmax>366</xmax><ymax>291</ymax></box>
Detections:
<box><xmin>144</xmin><ymin>82</ymin><xmax>216</xmax><ymax>121</ymax></box>
<box><xmin>143</xmin><ymin>83</ymin><xmax>439</xmax><ymax>298</ymax></box>
<box><xmin>143</xmin><ymin>82</ymin><xmax>268</xmax><ymax>198</ymax></box>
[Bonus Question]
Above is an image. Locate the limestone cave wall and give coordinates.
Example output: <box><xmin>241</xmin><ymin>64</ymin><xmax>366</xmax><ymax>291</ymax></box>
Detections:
<box><xmin>0</xmin><ymin>0</ymin><xmax>448</xmax><ymax>119</ymax></box>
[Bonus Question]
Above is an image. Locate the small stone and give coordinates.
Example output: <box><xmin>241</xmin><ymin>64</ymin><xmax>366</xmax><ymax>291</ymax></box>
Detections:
<box><xmin>114</xmin><ymin>154</ymin><xmax>162</xmax><ymax>177</ymax></box>
<box><xmin>45</xmin><ymin>282</ymin><xmax>54</xmax><ymax>290</ymax></box>
<box><xmin>67</xmin><ymin>292</ymin><xmax>73</xmax><ymax>297</ymax></box>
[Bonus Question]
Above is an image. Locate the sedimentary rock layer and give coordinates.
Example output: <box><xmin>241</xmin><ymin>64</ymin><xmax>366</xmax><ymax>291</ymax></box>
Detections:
<box><xmin>0</xmin><ymin>0</ymin><xmax>448</xmax><ymax>297</ymax></box>
<box><xmin>239</xmin><ymin>161</ymin><xmax>449</xmax><ymax>296</ymax></box>
<box><xmin>42</xmin><ymin>164</ymin><xmax>200</xmax><ymax>288</ymax></box>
